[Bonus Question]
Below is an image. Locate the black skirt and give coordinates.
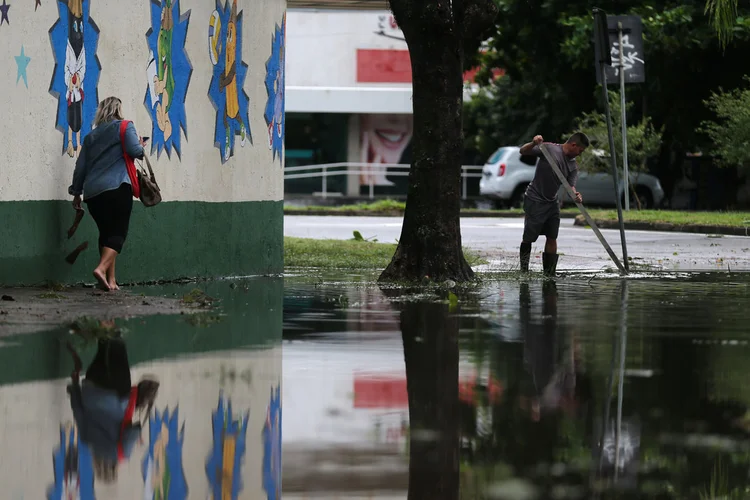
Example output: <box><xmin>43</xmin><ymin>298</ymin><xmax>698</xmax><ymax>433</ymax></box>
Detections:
<box><xmin>85</xmin><ymin>183</ymin><xmax>133</xmax><ymax>253</ymax></box>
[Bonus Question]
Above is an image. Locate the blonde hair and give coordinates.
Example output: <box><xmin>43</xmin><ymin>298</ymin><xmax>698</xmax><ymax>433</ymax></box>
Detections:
<box><xmin>94</xmin><ymin>96</ymin><xmax>124</xmax><ymax>127</ymax></box>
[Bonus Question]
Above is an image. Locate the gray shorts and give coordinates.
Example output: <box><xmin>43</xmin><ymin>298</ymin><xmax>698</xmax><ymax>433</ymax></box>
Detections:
<box><xmin>523</xmin><ymin>196</ymin><xmax>560</xmax><ymax>242</ymax></box>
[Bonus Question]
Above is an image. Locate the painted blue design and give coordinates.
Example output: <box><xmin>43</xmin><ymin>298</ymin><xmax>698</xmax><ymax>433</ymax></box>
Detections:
<box><xmin>48</xmin><ymin>425</ymin><xmax>95</xmax><ymax>500</ymax></box>
<box><xmin>141</xmin><ymin>407</ymin><xmax>188</xmax><ymax>499</ymax></box>
<box><xmin>207</xmin><ymin>0</ymin><xmax>251</xmax><ymax>164</ymax></box>
<box><xmin>205</xmin><ymin>392</ymin><xmax>249</xmax><ymax>499</ymax></box>
<box><xmin>15</xmin><ymin>45</ymin><xmax>30</xmax><ymax>88</ymax></box>
<box><xmin>49</xmin><ymin>0</ymin><xmax>101</xmax><ymax>159</ymax></box>
<box><xmin>264</xmin><ymin>13</ymin><xmax>285</xmax><ymax>164</ymax></box>
<box><xmin>144</xmin><ymin>0</ymin><xmax>192</xmax><ymax>160</ymax></box>
<box><xmin>262</xmin><ymin>384</ymin><xmax>282</xmax><ymax>500</ymax></box>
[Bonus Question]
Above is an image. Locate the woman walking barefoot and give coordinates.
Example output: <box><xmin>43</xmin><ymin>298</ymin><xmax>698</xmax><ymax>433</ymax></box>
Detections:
<box><xmin>68</xmin><ymin>97</ymin><xmax>146</xmax><ymax>291</ymax></box>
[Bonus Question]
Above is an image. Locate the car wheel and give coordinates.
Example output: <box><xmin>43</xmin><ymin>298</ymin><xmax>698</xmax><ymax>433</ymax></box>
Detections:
<box><xmin>510</xmin><ymin>184</ymin><xmax>529</xmax><ymax>209</ymax></box>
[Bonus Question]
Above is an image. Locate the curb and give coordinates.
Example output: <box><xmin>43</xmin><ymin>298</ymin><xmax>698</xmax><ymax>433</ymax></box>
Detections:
<box><xmin>284</xmin><ymin>209</ymin><xmax>579</xmax><ymax>219</ymax></box>
<box><xmin>573</xmin><ymin>214</ymin><xmax>749</xmax><ymax>237</ymax></box>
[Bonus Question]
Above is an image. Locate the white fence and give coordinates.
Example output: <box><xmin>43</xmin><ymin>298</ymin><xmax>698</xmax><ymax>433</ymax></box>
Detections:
<box><xmin>284</xmin><ymin>163</ymin><xmax>485</xmax><ymax>200</ymax></box>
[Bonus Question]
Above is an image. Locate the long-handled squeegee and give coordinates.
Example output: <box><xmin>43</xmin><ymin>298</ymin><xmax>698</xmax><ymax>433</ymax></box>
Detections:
<box><xmin>539</xmin><ymin>143</ymin><xmax>628</xmax><ymax>275</ymax></box>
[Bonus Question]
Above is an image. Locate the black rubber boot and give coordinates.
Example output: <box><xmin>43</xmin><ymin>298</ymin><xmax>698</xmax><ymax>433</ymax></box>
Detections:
<box><xmin>542</xmin><ymin>252</ymin><xmax>559</xmax><ymax>278</ymax></box>
<box><xmin>520</xmin><ymin>242</ymin><xmax>532</xmax><ymax>272</ymax></box>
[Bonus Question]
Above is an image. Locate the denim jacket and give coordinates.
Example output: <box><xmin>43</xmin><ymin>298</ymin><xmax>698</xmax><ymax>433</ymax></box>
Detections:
<box><xmin>68</xmin><ymin>380</ymin><xmax>141</xmax><ymax>462</ymax></box>
<box><xmin>68</xmin><ymin>120</ymin><xmax>145</xmax><ymax>200</ymax></box>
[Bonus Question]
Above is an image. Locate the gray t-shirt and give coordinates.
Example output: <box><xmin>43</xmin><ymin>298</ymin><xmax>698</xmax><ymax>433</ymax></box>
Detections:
<box><xmin>524</xmin><ymin>143</ymin><xmax>579</xmax><ymax>203</ymax></box>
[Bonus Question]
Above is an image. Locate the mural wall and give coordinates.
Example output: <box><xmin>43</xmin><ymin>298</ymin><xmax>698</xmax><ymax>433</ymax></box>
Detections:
<box><xmin>0</xmin><ymin>0</ymin><xmax>286</xmax><ymax>286</ymax></box>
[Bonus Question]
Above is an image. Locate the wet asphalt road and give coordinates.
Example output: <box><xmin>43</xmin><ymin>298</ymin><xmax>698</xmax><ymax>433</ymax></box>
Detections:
<box><xmin>284</xmin><ymin>215</ymin><xmax>750</xmax><ymax>272</ymax></box>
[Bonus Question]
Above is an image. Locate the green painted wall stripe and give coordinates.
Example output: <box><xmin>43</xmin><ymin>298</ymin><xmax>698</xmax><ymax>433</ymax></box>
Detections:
<box><xmin>0</xmin><ymin>199</ymin><xmax>283</xmax><ymax>286</ymax></box>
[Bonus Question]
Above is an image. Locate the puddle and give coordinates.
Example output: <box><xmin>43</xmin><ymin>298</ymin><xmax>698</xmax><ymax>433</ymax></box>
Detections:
<box><xmin>2</xmin><ymin>272</ymin><xmax>750</xmax><ymax>498</ymax></box>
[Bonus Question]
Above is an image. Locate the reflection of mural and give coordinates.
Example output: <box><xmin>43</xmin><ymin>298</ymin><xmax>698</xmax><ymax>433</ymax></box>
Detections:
<box><xmin>207</xmin><ymin>0</ymin><xmax>251</xmax><ymax>164</ymax></box>
<box><xmin>48</xmin><ymin>423</ymin><xmax>95</xmax><ymax>500</ymax></box>
<box><xmin>142</xmin><ymin>407</ymin><xmax>188</xmax><ymax>500</ymax></box>
<box><xmin>145</xmin><ymin>0</ymin><xmax>192</xmax><ymax>160</ymax></box>
<box><xmin>262</xmin><ymin>384</ymin><xmax>281</xmax><ymax>500</ymax></box>
<box><xmin>359</xmin><ymin>114</ymin><xmax>413</xmax><ymax>187</ymax></box>
<box><xmin>264</xmin><ymin>13</ymin><xmax>285</xmax><ymax>164</ymax></box>
<box><xmin>206</xmin><ymin>392</ymin><xmax>249</xmax><ymax>499</ymax></box>
<box><xmin>49</xmin><ymin>0</ymin><xmax>101</xmax><ymax>158</ymax></box>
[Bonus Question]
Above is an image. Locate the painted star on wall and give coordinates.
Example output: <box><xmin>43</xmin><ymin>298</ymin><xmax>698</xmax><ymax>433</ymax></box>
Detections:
<box><xmin>0</xmin><ymin>0</ymin><xmax>10</xmax><ymax>25</ymax></box>
<box><xmin>15</xmin><ymin>45</ymin><xmax>30</xmax><ymax>88</ymax></box>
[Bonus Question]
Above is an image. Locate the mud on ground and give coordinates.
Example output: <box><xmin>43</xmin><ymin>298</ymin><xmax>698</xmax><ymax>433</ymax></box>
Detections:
<box><xmin>0</xmin><ymin>286</ymin><xmax>195</xmax><ymax>336</ymax></box>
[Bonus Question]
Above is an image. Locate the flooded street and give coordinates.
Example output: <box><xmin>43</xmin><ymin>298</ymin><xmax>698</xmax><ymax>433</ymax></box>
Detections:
<box><xmin>2</xmin><ymin>272</ymin><xmax>750</xmax><ymax>498</ymax></box>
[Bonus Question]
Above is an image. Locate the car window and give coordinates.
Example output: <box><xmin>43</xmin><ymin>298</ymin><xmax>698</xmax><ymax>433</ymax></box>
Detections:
<box><xmin>519</xmin><ymin>154</ymin><xmax>537</xmax><ymax>166</ymax></box>
<box><xmin>487</xmin><ymin>147</ymin><xmax>509</xmax><ymax>164</ymax></box>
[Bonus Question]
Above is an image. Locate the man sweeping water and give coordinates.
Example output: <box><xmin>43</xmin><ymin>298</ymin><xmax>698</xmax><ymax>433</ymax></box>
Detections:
<box><xmin>519</xmin><ymin>132</ymin><xmax>590</xmax><ymax>277</ymax></box>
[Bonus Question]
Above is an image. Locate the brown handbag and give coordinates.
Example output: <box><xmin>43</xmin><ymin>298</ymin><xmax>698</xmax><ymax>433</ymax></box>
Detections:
<box><xmin>136</xmin><ymin>154</ymin><xmax>162</xmax><ymax>207</ymax></box>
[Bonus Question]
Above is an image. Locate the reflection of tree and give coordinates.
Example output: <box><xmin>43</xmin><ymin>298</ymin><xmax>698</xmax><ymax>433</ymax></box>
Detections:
<box><xmin>400</xmin><ymin>300</ymin><xmax>460</xmax><ymax>500</ymax></box>
<box><xmin>389</xmin><ymin>279</ymin><xmax>750</xmax><ymax>497</ymax></box>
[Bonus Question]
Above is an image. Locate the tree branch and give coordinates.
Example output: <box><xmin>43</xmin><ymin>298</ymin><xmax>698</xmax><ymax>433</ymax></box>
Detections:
<box><xmin>458</xmin><ymin>0</ymin><xmax>499</xmax><ymax>40</ymax></box>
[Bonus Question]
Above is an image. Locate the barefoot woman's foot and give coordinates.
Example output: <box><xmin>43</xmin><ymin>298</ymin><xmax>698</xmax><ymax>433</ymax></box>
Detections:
<box><xmin>109</xmin><ymin>281</ymin><xmax>120</xmax><ymax>291</ymax></box>
<box><xmin>93</xmin><ymin>269</ymin><xmax>111</xmax><ymax>291</ymax></box>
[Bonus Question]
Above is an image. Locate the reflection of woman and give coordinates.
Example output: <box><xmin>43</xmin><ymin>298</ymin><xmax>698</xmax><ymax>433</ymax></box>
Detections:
<box><xmin>359</xmin><ymin>114</ymin><xmax>413</xmax><ymax>187</ymax></box>
<box><xmin>66</xmin><ymin>337</ymin><xmax>159</xmax><ymax>484</ymax></box>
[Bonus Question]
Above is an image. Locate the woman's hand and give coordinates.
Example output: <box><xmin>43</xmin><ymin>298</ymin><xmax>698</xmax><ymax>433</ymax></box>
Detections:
<box><xmin>72</xmin><ymin>195</ymin><xmax>82</xmax><ymax>211</ymax></box>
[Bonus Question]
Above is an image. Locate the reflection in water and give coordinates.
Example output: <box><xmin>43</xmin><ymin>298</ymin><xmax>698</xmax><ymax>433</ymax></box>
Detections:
<box><xmin>400</xmin><ymin>299</ymin><xmax>460</xmax><ymax>499</ymax></box>
<box><xmin>282</xmin><ymin>274</ymin><xmax>750</xmax><ymax>499</ymax></box>
<box><xmin>0</xmin><ymin>277</ymin><xmax>282</xmax><ymax>499</ymax></box>
<box><xmin>5</xmin><ymin>273</ymin><xmax>750</xmax><ymax>497</ymax></box>
<box><xmin>66</xmin><ymin>336</ymin><xmax>160</xmax><ymax>484</ymax></box>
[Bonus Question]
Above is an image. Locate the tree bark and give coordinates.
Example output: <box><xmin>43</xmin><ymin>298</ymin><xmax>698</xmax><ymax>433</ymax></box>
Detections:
<box><xmin>379</xmin><ymin>0</ymin><xmax>498</xmax><ymax>283</ymax></box>
<box><xmin>400</xmin><ymin>300</ymin><xmax>460</xmax><ymax>500</ymax></box>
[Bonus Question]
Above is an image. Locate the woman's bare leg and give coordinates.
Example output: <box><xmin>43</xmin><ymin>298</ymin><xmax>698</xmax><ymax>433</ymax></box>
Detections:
<box><xmin>94</xmin><ymin>247</ymin><xmax>117</xmax><ymax>291</ymax></box>
<box><xmin>108</xmin><ymin>256</ymin><xmax>119</xmax><ymax>290</ymax></box>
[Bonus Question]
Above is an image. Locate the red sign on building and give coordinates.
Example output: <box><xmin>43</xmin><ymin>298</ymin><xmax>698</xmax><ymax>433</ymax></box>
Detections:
<box><xmin>356</xmin><ymin>48</ymin><xmax>504</xmax><ymax>84</ymax></box>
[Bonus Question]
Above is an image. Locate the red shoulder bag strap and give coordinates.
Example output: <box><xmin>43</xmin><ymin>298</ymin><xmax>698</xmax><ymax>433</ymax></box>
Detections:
<box><xmin>119</xmin><ymin>120</ymin><xmax>141</xmax><ymax>199</ymax></box>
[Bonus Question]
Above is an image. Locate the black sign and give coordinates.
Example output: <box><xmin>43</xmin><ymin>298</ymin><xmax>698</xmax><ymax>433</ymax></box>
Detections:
<box><xmin>594</xmin><ymin>15</ymin><xmax>646</xmax><ymax>85</ymax></box>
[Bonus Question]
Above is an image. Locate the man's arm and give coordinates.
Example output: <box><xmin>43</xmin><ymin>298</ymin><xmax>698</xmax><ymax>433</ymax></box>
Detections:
<box><xmin>520</xmin><ymin>135</ymin><xmax>544</xmax><ymax>156</ymax></box>
<box><xmin>567</xmin><ymin>166</ymin><xmax>582</xmax><ymax>203</ymax></box>
<box><xmin>567</xmin><ymin>166</ymin><xmax>579</xmax><ymax>189</ymax></box>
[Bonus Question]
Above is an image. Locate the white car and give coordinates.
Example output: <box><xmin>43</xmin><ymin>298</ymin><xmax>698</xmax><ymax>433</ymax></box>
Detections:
<box><xmin>479</xmin><ymin>146</ymin><xmax>666</xmax><ymax>209</ymax></box>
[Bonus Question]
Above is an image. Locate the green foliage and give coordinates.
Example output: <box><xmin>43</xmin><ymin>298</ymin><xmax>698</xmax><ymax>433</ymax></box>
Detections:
<box><xmin>705</xmin><ymin>0</ymin><xmax>740</xmax><ymax>48</ymax></box>
<box><xmin>701</xmin><ymin>76</ymin><xmax>750</xmax><ymax>168</ymax></box>
<box><xmin>569</xmin><ymin>89</ymin><xmax>663</xmax><ymax>174</ymax></box>
<box><xmin>464</xmin><ymin>0</ymin><xmax>750</xmax><ymax>172</ymax></box>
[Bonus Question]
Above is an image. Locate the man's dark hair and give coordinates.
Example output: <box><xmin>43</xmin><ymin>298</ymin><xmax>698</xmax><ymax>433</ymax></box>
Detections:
<box><xmin>566</xmin><ymin>132</ymin><xmax>590</xmax><ymax>148</ymax></box>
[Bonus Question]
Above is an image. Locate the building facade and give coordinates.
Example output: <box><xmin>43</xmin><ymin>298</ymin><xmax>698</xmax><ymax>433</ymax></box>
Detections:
<box><xmin>285</xmin><ymin>8</ymin><xmax>487</xmax><ymax>199</ymax></box>
<box><xmin>0</xmin><ymin>0</ymin><xmax>285</xmax><ymax>285</ymax></box>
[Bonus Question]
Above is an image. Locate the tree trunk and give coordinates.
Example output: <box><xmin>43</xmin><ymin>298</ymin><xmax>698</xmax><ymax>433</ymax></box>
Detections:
<box><xmin>401</xmin><ymin>300</ymin><xmax>460</xmax><ymax>499</ymax></box>
<box><xmin>379</xmin><ymin>0</ymin><xmax>498</xmax><ymax>283</ymax></box>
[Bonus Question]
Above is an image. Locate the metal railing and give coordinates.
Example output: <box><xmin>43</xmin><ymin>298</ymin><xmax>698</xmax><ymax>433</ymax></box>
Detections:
<box><xmin>284</xmin><ymin>162</ymin><xmax>485</xmax><ymax>200</ymax></box>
